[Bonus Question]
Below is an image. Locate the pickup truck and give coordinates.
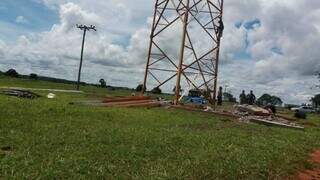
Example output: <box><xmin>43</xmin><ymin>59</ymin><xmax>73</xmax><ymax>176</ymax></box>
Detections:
<box><xmin>291</xmin><ymin>106</ymin><xmax>316</xmax><ymax>113</ymax></box>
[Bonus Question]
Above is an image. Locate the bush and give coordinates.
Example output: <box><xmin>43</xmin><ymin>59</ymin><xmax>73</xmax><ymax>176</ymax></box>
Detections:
<box><xmin>151</xmin><ymin>87</ymin><xmax>162</xmax><ymax>94</ymax></box>
<box><xmin>135</xmin><ymin>84</ymin><xmax>146</xmax><ymax>92</ymax></box>
<box><xmin>5</xmin><ymin>69</ymin><xmax>19</xmax><ymax>77</ymax></box>
<box><xmin>223</xmin><ymin>92</ymin><xmax>237</xmax><ymax>103</ymax></box>
<box><xmin>294</xmin><ymin>111</ymin><xmax>307</xmax><ymax>119</ymax></box>
<box><xmin>99</xmin><ymin>79</ymin><xmax>106</xmax><ymax>88</ymax></box>
<box><xmin>30</xmin><ymin>73</ymin><xmax>38</xmax><ymax>80</ymax></box>
<box><xmin>107</xmin><ymin>86</ymin><xmax>115</xmax><ymax>91</ymax></box>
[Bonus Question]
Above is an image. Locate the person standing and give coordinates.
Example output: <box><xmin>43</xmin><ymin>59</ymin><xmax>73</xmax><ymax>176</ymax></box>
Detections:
<box><xmin>239</xmin><ymin>90</ymin><xmax>247</xmax><ymax>104</ymax></box>
<box><xmin>248</xmin><ymin>90</ymin><xmax>256</xmax><ymax>105</ymax></box>
<box><xmin>217</xmin><ymin>86</ymin><xmax>223</xmax><ymax>106</ymax></box>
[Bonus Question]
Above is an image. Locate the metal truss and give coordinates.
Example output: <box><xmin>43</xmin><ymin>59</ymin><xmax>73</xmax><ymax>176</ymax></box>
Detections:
<box><xmin>142</xmin><ymin>0</ymin><xmax>224</xmax><ymax>105</ymax></box>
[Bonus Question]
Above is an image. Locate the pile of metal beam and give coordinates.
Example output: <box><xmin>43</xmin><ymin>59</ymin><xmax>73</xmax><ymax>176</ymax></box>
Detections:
<box><xmin>74</xmin><ymin>96</ymin><xmax>169</xmax><ymax>108</ymax></box>
<box><xmin>101</xmin><ymin>96</ymin><xmax>163</xmax><ymax>108</ymax></box>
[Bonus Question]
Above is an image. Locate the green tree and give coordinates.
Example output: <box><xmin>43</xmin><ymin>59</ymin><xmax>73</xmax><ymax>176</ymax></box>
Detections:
<box><xmin>257</xmin><ymin>94</ymin><xmax>283</xmax><ymax>106</ymax></box>
<box><xmin>311</xmin><ymin>94</ymin><xmax>320</xmax><ymax>108</ymax></box>
<box><xmin>30</xmin><ymin>73</ymin><xmax>38</xmax><ymax>80</ymax></box>
<box><xmin>99</xmin><ymin>79</ymin><xmax>106</xmax><ymax>88</ymax></box>
<box><xmin>5</xmin><ymin>69</ymin><xmax>19</xmax><ymax>77</ymax></box>
<box><xmin>223</xmin><ymin>92</ymin><xmax>237</xmax><ymax>103</ymax></box>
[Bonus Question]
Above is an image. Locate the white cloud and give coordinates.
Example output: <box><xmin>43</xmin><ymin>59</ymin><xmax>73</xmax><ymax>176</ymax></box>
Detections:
<box><xmin>15</xmin><ymin>16</ymin><xmax>28</xmax><ymax>24</ymax></box>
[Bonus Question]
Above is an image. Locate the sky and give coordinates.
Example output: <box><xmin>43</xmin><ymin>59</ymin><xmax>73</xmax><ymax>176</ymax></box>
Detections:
<box><xmin>0</xmin><ymin>0</ymin><xmax>319</xmax><ymax>104</ymax></box>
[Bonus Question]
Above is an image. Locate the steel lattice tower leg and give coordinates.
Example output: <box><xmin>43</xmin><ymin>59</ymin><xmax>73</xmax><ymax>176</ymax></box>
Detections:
<box><xmin>142</xmin><ymin>0</ymin><xmax>224</xmax><ymax>107</ymax></box>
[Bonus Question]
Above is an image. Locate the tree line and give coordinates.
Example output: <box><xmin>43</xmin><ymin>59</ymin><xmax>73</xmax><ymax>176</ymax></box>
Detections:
<box><xmin>1</xmin><ymin>68</ymin><xmax>319</xmax><ymax>107</ymax></box>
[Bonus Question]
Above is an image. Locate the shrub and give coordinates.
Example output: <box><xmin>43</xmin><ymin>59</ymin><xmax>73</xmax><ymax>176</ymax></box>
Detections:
<box><xmin>30</xmin><ymin>73</ymin><xmax>38</xmax><ymax>80</ymax></box>
<box><xmin>135</xmin><ymin>84</ymin><xmax>146</xmax><ymax>92</ymax></box>
<box><xmin>294</xmin><ymin>111</ymin><xmax>307</xmax><ymax>119</ymax></box>
<box><xmin>151</xmin><ymin>87</ymin><xmax>162</xmax><ymax>94</ymax></box>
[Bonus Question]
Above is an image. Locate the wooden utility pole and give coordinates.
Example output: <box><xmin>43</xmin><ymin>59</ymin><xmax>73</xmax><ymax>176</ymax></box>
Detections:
<box><xmin>76</xmin><ymin>24</ymin><xmax>96</xmax><ymax>90</ymax></box>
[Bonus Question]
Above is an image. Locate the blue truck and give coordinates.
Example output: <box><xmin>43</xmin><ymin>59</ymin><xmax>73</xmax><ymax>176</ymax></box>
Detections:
<box><xmin>184</xmin><ymin>90</ymin><xmax>208</xmax><ymax>105</ymax></box>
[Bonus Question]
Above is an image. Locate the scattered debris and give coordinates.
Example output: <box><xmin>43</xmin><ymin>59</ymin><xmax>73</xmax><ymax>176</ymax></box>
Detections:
<box><xmin>240</xmin><ymin>116</ymin><xmax>304</xmax><ymax>130</ymax></box>
<box><xmin>234</xmin><ymin>105</ymin><xmax>271</xmax><ymax>116</ymax></box>
<box><xmin>47</xmin><ymin>93</ymin><xmax>56</xmax><ymax>99</ymax></box>
<box><xmin>173</xmin><ymin>104</ymin><xmax>304</xmax><ymax>130</ymax></box>
<box><xmin>204</xmin><ymin>106</ymin><xmax>214</xmax><ymax>112</ymax></box>
<box><xmin>234</xmin><ymin>105</ymin><xmax>304</xmax><ymax>130</ymax></box>
<box><xmin>0</xmin><ymin>89</ymin><xmax>41</xmax><ymax>99</ymax></box>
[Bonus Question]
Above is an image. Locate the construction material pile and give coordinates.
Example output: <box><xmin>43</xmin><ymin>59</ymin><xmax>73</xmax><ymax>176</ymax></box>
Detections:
<box><xmin>0</xmin><ymin>89</ymin><xmax>41</xmax><ymax>99</ymax></box>
<box><xmin>234</xmin><ymin>105</ymin><xmax>304</xmax><ymax>130</ymax></box>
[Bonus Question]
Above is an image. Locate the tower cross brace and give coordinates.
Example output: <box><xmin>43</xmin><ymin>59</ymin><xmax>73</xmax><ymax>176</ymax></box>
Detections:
<box><xmin>142</xmin><ymin>0</ymin><xmax>224</xmax><ymax>106</ymax></box>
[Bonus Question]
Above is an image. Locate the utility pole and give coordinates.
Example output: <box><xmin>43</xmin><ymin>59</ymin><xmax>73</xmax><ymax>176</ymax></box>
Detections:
<box><xmin>76</xmin><ymin>24</ymin><xmax>96</xmax><ymax>90</ymax></box>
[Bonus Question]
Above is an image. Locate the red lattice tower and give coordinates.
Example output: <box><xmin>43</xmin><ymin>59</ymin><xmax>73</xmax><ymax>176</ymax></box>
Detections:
<box><xmin>142</xmin><ymin>0</ymin><xmax>224</xmax><ymax>106</ymax></box>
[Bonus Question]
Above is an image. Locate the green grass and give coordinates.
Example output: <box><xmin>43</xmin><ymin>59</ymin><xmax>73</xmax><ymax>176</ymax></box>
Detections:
<box><xmin>0</xmin><ymin>76</ymin><xmax>320</xmax><ymax>179</ymax></box>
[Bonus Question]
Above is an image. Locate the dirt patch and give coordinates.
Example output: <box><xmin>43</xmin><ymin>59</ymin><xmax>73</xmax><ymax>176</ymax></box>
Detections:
<box><xmin>297</xmin><ymin>169</ymin><xmax>320</xmax><ymax>180</ymax></box>
<box><xmin>295</xmin><ymin>150</ymin><xmax>320</xmax><ymax>180</ymax></box>
<box><xmin>311</xmin><ymin>150</ymin><xmax>320</xmax><ymax>164</ymax></box>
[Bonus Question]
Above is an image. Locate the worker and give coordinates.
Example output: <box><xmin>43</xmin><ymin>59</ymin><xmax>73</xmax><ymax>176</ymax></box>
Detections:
<box><xmin>217</xmin><ymin>86</ymin><xmax>223</xmax><ymax>106</ymax></box>
<box><xmin>218</xmin><ymin>18</ymin><xmax>224</xmax><ymax>38</ymax></box>
<box><xmin>239</xmin><ymin>90</ymin><xmax>247</xmax><ymax>104</ymax></box>
<box><xmin>247</xmin><ymin>90</ymin><xmax>256</xmax><ymax>105</ymax></box>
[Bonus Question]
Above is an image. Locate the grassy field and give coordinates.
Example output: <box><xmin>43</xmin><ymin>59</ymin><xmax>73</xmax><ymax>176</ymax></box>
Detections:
<box><xmin>0</xmin><ymin>75</ymin><xmax>319</xmax><ymax>179</ymax></box>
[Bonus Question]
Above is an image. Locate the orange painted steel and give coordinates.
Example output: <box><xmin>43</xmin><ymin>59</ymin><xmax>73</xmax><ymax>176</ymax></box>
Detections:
<box><xmin>142</xmin><ymin>0</ymin><xmax>224</xmax><ymax>108</ymax></box>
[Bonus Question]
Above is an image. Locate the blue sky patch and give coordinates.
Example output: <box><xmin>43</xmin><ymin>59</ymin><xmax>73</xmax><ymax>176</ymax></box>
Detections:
<box><xmin>0</xmin><ymin>0</ymin><xmax>58</xmax><ymax>41</ymax></box>
<box><xmin>235</xmin><ymin>21</ymin><xmax>243</xmax><ymax>29</ymax></box>
<box><xmin>233</xmin><ymin>51</ymin><xmax>251</xmax><ymax>60</ymax></box>
<box><xmin>243</xmin><ymin>19</ymin><xmax>261</xmax><ymax>30</ymax></box>
<box><xmin>271</xmin><ymin>47</ymin><xmax>284</xmax><ymax>55</ymax></box>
